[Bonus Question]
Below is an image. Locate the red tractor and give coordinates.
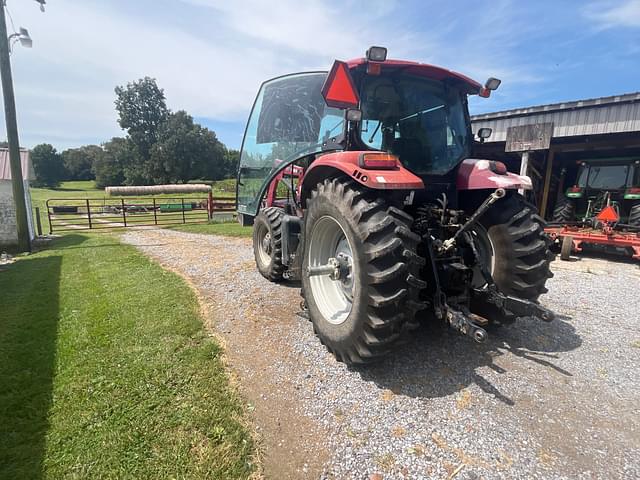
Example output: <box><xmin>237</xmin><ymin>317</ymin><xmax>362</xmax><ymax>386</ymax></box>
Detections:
<box><xmin>237</xmin><ymin>47</ymin><xmax>555</xmax><ymax>364</ymax></box>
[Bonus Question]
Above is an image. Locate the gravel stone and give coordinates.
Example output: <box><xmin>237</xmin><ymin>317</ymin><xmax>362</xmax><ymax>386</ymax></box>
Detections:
<box><xmin>122</xmin><ymin>228</ymin><xmax>640</xmax><ymax>480</ymax></box>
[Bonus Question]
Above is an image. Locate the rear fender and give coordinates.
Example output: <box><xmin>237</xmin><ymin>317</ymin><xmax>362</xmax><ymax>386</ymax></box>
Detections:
<box><xmin>457</xmin><ymin>159</ymin><xmax>532</xmax><ymax>191</ymax></box>
<box><xmin>300</xmin><ymin>151</ymin><xmax>424</xmax><ymax>206</ymax></box>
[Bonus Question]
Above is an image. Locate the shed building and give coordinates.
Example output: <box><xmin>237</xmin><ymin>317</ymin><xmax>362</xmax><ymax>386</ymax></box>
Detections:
<box><xmin>471</xmin><ymin>92</ymin><xmax>640</xmax><ymax>219</ymax></box>
<box><xmin>0</xmin><ymin>148</ymin><xmax>35</xmax><ymax>247</ymax></box>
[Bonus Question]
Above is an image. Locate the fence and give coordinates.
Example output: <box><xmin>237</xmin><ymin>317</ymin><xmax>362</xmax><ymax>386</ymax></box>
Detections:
<box><xmin>45</xmin><ymin>195</ymin><xmax>236</xmax><ymax>234</ymax></box>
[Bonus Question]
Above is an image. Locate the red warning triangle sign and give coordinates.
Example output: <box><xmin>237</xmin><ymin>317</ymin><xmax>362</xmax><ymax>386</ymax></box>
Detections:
<box><xmin>596</xmin><ymin>205</ymin><xmax>619</xmax><ymax>223</ymax></box>
<box><xmin>321</xmin><ymin>60</ymin><xmax>359</xmax><ymax>109</ymax></box>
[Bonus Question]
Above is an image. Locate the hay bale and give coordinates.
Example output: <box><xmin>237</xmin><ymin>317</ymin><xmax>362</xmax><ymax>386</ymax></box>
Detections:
<box><xmin>106</xmin><ymin>184</ymin><xmax>212</xmax><ymax>196</ymax></box>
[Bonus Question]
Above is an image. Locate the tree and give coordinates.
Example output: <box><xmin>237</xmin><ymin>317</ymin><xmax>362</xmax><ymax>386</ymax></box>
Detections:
<box><xmin>149</xmin><ymin>111</ymin><xmax>226</xmax><ymax>183</ymax></box>
<box><xmin>31</xmin><ymin>143</ymin><xmax>66</xmax><ymax>187</ymax></box>
<box><xmin>62</xmin><ymin>145</ymin><xmax>101</xmax><ymax>180</ymax></box>
<box><xmin>114</xmin><ymin>77</ymin><xmax>168</xmax><ymax>162</ymax></box>
<box><xmin>93</xmin><ymin>137</ymin><xmax>137</xmax><ymax>188</ymax></box>
<box><xmin>223</xmin><ymin>149</ymin><xmax>240</xmax><ymax>179</ymax></box>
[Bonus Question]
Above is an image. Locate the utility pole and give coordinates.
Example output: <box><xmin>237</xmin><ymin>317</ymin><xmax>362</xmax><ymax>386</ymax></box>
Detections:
<box><xmin>0</xmin><ymin>1</ymin><xmax>30</xmax><ymax>252</ymax></box>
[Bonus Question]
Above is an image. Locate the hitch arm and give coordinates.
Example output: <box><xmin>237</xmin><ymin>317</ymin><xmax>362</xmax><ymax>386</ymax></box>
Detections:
<box><xmin>442</xmin><ymin>188</ymin><xmax>505</xmax><ymax>251</ymax></box>
<box><xmin>471</xmin><ymin>287</ymin><xmax>555</xmax><ymax>324</ymax></box>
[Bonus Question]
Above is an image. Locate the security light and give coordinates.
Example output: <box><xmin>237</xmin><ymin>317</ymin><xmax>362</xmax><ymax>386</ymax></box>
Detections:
<box><xmin>18</xmin><ymin>28</ymin><xmax>32</xmax><ymax>48</ymax></box>
<box><xmin>8</xmin><ymin>28</ymin><xmax>33</xmax><ymax>52</ymax></box>
<box><xmin>35</xmin><ymin>0</ymin><xmax>46</xmax><ymax>12</ymax></box>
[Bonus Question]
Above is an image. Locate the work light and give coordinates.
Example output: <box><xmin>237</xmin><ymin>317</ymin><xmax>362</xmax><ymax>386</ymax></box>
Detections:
<box><xmin>366</xmin><ymin>46</ymin><xmax>387</xmax><ymax>62</ymax></box>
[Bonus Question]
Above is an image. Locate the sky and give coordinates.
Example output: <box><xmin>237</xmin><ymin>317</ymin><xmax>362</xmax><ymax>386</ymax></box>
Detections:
<box><xmin>2</xmin><ymin>0</ymin><xmax>640</xmax><ymax>151</ymax></box>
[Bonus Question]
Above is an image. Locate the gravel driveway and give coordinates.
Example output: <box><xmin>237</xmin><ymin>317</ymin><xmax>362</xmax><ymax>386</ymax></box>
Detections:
<box><xmin>122</xmin><ymin>229</ymin><xmax>640</xmax><ymax>480</ymax></box>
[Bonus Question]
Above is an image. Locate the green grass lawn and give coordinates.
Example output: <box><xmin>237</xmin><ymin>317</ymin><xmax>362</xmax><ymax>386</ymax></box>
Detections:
<box><xmin>0</xmin><ymin>235</ymin><xmax>255</xmax><ymax>479</ymax></box>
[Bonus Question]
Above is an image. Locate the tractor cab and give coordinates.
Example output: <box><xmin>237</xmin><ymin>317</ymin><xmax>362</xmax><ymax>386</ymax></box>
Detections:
<box><xmin>237</xmin><ymin>47</ymin><xmax>504</xmax><ymax>218</ymax></box>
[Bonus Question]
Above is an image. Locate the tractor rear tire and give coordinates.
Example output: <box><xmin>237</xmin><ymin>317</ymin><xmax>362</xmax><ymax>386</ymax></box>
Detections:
<box><xmin>629</xmin><ymin>203</ymin><xmax>640</xmax><ymax>227</ymax></box>
<box><xmin>253</xmin><ymin>207</ymin><xmax>286</xmax><ymax>282</ymax></box>
<box><xmin>552</xmin><ymin>198</ymin><xmax>575</xmax><ymax>224</ymax></box>
<box><xmin>302</xmin><ymin>178</ymin><xmax>425</xmax><ymax>364</ymax></box>
<box><xmin>474</xmin><ymin>193</ymin><xmax>554</xmax><ymax>301</ymax></box>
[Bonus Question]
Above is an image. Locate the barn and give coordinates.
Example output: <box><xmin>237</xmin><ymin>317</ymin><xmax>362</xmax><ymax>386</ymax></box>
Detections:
<box><xmin>0</xmin><ymin>148</ymin><xmax>35</xmax><ymax>247</ymax></box>
<box><xmin>471</xmin><ymin>91</ymin><xmax>640</xmax><ymax>219</ymax></box>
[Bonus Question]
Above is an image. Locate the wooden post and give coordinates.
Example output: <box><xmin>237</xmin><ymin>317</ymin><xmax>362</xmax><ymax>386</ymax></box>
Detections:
<box><xmin>518</xmin><ymin>151</ymin><xmax>529</xmax><ymax>195</ymax></box>
<box><xmin>181</xmin><ymin>198</ymin><xmax>186</xmax><ymax>224</ymax></box>
<box><xmin>35</xmin><ymin>207</ymin><xmax>42</xmax><ymax>236</ymax></box>
<box><xmin>540</xmin><ymin>149</ymin><xmax>555</xmax><ymax>219</ymax></box>
<box><xmin>46</xmin><ymin>200</ymin><xmax>53</xmax><ymax>234</ymax></box>
<box><xmin>86</xmin><ymin>199</ymin><xmax>93</xmax><ymax>229</ymax></box>
<box><xmin>153</xmin><ymin>197</ymin><xmax>158</xmax><ymax>225</ymax></box>
<box><xmin>121</xmin><ymin>199</ymin><xmax>127</xmax><ymax>227</ymax></box>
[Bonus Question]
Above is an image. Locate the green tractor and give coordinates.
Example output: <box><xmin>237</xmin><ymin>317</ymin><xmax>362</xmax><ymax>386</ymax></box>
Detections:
<box><xmin>552</xmin><ymin>158</ymin><xmax>640</xmax><ymax>227</ymax></box>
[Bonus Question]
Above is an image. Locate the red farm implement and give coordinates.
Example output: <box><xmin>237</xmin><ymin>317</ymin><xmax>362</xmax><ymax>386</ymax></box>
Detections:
<box><xmin>545</xmin><ymin>205</ymin><xmax>640</xmax><ymax>261</ymax></box>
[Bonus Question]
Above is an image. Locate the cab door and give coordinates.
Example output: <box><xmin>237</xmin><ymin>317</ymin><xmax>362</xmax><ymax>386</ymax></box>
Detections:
<box><xmin>237</xmin><ymin>72</ymin><xmax>344</xmax><ymax>217</ymax></box>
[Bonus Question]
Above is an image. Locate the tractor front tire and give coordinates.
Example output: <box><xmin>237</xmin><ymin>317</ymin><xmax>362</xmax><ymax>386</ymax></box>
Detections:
<box><xmin>552</xmin><ymin>198</ymin><xmax>575</xmax><ymax>224</ymax></box>
<box><xmin>302</xmin><ymin>178</ymin><xmax>425</xmax><ymax>364</ymax></box>
<box><xmin>474</xmin><ymin>193</ymin><xmax>554</xmax><ymax>301</ymax></box>
<box><xmin>253</xmin><ymin>207</ymin><xmax>286</xmax><ymax>282</ymax></box>
<box><xmin>629</xmin><ymin>203</ymin><xmax>640</xmax><ymax>227</ymax></box>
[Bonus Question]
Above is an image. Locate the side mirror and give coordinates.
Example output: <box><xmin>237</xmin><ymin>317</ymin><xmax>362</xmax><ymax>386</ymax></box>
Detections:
<box><xmin>477</xmin><ymin>128</ymin><xmax>492</xmax><ymax>143</ymax></box>
<box><xmin>478</xmin><ymin>77</ymin><xmax>501</xmax><ymax>98</ymax></box>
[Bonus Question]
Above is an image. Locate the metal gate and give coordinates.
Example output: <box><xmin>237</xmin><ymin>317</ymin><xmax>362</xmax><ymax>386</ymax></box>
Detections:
<box><xmin>46</xmin><ymin>196</ymin><xmax>235</xmax><ymax>233</ymax></box>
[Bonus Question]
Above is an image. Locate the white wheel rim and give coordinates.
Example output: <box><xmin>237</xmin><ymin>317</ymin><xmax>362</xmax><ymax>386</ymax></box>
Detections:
<box><xmin>255</xmin><ymin>222</ymin><xmax>272</xmax><ymax>267</ymax></box>
<box><xmin>308</xmin><ymin>215</ymin><xmax>354</xmax><ymax>325</ymax></box>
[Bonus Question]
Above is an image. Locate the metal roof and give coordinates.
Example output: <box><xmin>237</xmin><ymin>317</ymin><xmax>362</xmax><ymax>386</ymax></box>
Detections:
<box><xmin>470</xmin><ymin>92</ymin><xmax>640</xmax><ymax>142</ymax></box>
<box><xmin>0</xmin><ymin>148</ymin><xmax>34</xmax><ymax>181</ymax></box>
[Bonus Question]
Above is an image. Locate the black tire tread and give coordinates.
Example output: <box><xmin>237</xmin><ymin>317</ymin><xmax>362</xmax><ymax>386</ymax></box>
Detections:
<box><xmin>552</xmin><ymin>198</ymin><xmax>575</xmax><ymax>224</ymax></box>
<box><xmin>480</xmin><ymin>194</ymin><xmax>554</xmax><ymax>301</ymax></box>
<box><xmin>629</xmin><ymin>203</ymin><xmax>640</xmax><ymax>227</ymax></box>
<box><xmin>253</xmin><ymin>207</ymin><xmax>286</xmax><ymax>282</ymax></box>
<box><xmin>303</xmin><ymin>177</ymin><xmax>425</xmax><ymax>364</ymax></box>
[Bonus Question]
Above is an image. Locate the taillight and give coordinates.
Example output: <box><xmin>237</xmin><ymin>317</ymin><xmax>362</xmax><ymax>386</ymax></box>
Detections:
<box><xmin>624</xmin><ymin>187</ymin><xmax>640</xmax><ymax>199</ymax></box>
<box><xmin>359</xmin><ymin>153</ymin><xmax>399</xmax><ymax>169</ymax></box>
<box><xmin>489</xmin><ymin>161</ymin><xmax>507</xmax><ymax>175</ymax></box>
<box><xmin>566</xmin><ymin>185</ymin><xmax>583</xmax><ymax>198</ymax></box>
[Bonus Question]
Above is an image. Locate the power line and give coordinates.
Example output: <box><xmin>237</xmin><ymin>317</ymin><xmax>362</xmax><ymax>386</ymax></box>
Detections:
<box><xmin>4</xmin><ymin>2</ymin><xmax>16</xmax><ymax>34</ymax></box>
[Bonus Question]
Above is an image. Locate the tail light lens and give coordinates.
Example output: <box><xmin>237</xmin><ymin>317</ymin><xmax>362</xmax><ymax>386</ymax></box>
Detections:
<box><xmin>568</xmin><ymin>186</ymin><xmax>582</xmax><ymax>193</ymax></box>
<box><xmin>489</xmin><ymin>161</ymin><xmax>507</xmax><ymax>175</ymax></box>
<box><xmin>624</xmin><ymin>187</ymin><xmax>640</xmax><ymax>199</ymax></box>
<box><xmin>359</xmin><ymin>153</ymin><xmax>399</xmax><ymax>169</ymax></box>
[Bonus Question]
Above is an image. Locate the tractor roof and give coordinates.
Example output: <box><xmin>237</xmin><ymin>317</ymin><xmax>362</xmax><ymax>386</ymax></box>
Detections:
<box><xmin>346</xmin><ymin>58</ymin><xmax>482</xmax><ymax>94</ymax></box>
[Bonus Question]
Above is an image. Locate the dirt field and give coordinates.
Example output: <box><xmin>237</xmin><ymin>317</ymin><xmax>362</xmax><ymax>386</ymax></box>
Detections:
<box><xmin>122</xmin><ymin>229</ymin><xmax>640</xmax><ymax>480</ymax></box>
